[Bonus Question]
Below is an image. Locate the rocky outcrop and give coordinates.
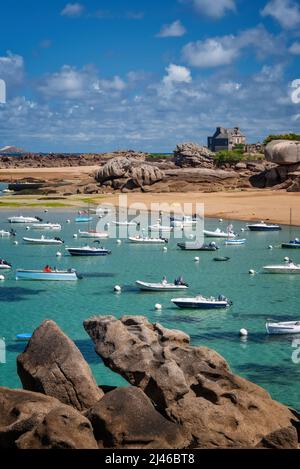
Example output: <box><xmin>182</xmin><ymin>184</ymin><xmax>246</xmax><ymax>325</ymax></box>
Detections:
<box><xmin>85</xmin><ymin>386</ymin><xmax>188</xmax><ymax>449</ymax></box>
<box><xmin>84</xmin><ymin>315</ymin><xmax>300</xmax><ymax>449</ymax></box>
<box><xmin>16</xmin><ymin>404</ymin><xmax>98</xmax><ymax>449</ymax></box>
<box><xmin>17</xmin><ymin>320</ymin><xmax>103</xmax><ymax>411</ymax></box>
<box><xmin>95</xmin><ymin>156</ymin><xmax>164</xmax><ymax>190</ymax></box>
<box><xmin>265</xmin><ymin>140</ymin><xmax>300</xmax><ymax>165</ymax></box>
<box><xmin>174</xmin><ymin>143</ymin><xmax>214</xmax><ymax>168</ymax></box>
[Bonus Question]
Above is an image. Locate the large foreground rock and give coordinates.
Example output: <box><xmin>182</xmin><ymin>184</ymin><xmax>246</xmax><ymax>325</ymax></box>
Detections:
<box><xmin>17</xmin><ymin>320</ymin><xmax>103</xmax><ymax>411</ymax></box>
<box><xmin>85</xmin><ymin>386</ymin><xmax>188</xmax><ymax>449</ymax></box>
<box><xmin>84</xmin><ymin>315</ymin><xmax>300</xmax><ymax>448</ymax></box>
<box><xmin>174</xmin><ymin>143</ymin><xmax>214</xmax><ymax>168</ymax></box>
<box><xmin>265</xmin><ymin>140</ymin><xmax>300</xmax><ymax>165</ymax></box>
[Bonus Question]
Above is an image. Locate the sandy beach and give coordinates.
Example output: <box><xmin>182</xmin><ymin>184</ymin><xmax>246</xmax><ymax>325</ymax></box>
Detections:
<box><xmin>1</xmin><ymin>189</ymin><xmax>300</xmax><ymax>225</ymax></box>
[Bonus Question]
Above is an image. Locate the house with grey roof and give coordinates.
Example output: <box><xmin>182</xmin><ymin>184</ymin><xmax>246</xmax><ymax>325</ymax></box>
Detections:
<box><xmin>208</xmin><ymin>127</ymin><xmax>246</xmax><ymax>152</ymax></box>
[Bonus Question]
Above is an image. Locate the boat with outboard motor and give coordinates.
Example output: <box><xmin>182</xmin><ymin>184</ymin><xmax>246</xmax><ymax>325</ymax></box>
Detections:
<box><xmin>0</xmin><ymin>229</ymin><xmax>16</xmax><ymax>237</ymax></box>
<box><xmin>262</xmin><ymin>260</ymin><xmax>300</xmax><ymax>274</ymax></box>
<box><xmin>0</xmin><ymin>259</ymin><xmax>12</xmax><ymax>269</ymax></box>
<box><xmin>8</xmin><ymin>216</ymin><xmax>42</xmax><ymax>224</ymax></box>
<box><xmin>266</xmin><ymin>320</ymin><xmax>300</xmax><ymax>335</ymax></box>
<box><xmin>136</xmin><ymin>276</ymin><xmax>188</xmax><ymax>291</ymax></box>
<box><xmin>16</xmin><ymin>268</ymin><xmax>78</xmax><ymax>281</ymax></box>
<box><xmin>177</xmin><ymin>241</ymin><xmax>218</xmax><ymax>251</ymax></box>
<box><xmin>23</xmin><ymin>236</ymin><xmax>64</xmax><ymax>245</ymax></box>
<box><xmin>224</xmin><ymin>238</ymin><xmax>246</xmax><ymax>245</ymax></box>
<box><xmin>247</xmin><ymin>221</ymin><xmax>281</xmax><ymax>231</ymax></box>
<box><xmin>204</xmin><ymin>227</ymin><xmax>236</xmax><ymax>239</ymax></box>
<box><xmin>30</xmin><ymin>223</ymin><xmax>62</xmax><ymax>231</ymax></box>
<box><xmin>78</xmin><ymin>230</ymin><xmax>109</xmax><ymax>239</ymax></box>
<box><xmin>66</xmin><ymin>245</ymin><xmax>111</xmax><ymax>256</ymax></box>
<box><xmin>129</xmin><ymin>235</ymin><xmax>168</xmax><ymax>244</ymax></box>
<box><xmin>171</xmin><ymin>294</ymin><xmax>232</xmax><ymax>309</ymax></box>
<box><xmin>281</xmin><ymin>238</ymin><xmax>300</xmax><ymax>249</ymax></box>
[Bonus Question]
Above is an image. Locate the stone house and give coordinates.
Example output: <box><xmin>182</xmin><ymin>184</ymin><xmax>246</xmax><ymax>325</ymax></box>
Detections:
<box><xmin>208</xmin><ymin>127</ymin><xmax>246</xmax><ymax>152</ymax></box>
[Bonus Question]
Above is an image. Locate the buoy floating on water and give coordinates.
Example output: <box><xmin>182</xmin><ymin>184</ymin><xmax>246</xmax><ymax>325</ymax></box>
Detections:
<box><xmin>268</xmin><ymin>245</ymin><xmax>273</xmax><ymax>250</ymax></box>
<box><xmin>219</xmin><ymin>218</ymin><xmax>223</xmax><ymax>222</ymax></box>
<box><xmin>284</xmin><ymin>257</ymin><xmax>290</xmax><ymax>262</ymax></box>
<box><xmin>239</xmin><ymin>328</ymin><xmax>248</xmax><ymax>337</ymax></box>
<box><xmin>114</xmin><ymin>285</ymin><xmax>121</xmax><ymax>293</ymax></box>
<box><xmin>66</xmin><ymin>219</ymin><xmax>71</xmax><ymax>224</ymax></box>
<box><xmin>13</xmin><ymin>241</ymin><xmax>18</xmax><ymax>245</ymax></box>
<box><xmin>73</xmin><ymin>234</ymin><xmax>78</xmax><ymax>239</ymax></box>
<box><xmin>155</xmin><ymin>303</ymin><xmax>162</xmax><ymax>310</ymax></box>
<box><xmin>241</xmin><ymin>228</ymin><xmax>245</xmax><ymax>232</ymax></box>
<box><xmin>163</xmin><ymin>246</ymin><xmax>168</xmax><ymax>252</ymax></box>
<box><xmin>249</xmin><ymin>269</ymin><xmax>255</xmax><ymax>275</ymax></box>
<box><xmin>194</xmin><ymin>256</ymin><xmax>200</xmax><ymax>262</ymax></box>
<box><xmin>0</xmin><ymin>275</ymin><xmax>5</xmax><ymax>281</ymax></box>
<box><xmin>56</xmin><ymin>251</ymin><xmax>62</xmax><ymax>257</ymax></box>
<box><xmin>116</xmin><ymin>239</ymin><xmax>122</xmax><ymax>245</ymax></box>
<box><xmin>26</xmin><ymin>226</ymin><xmax>30</xmax><ymax>230</ymax></box>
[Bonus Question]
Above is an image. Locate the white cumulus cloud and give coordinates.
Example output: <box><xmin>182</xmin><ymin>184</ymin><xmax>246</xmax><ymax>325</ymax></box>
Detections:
<box><xmin>261</xmin><ymin>0</ymin><xmax>300</xmax><ymax>29</ymax></box>
<box><xmin>182</xmin><ymin>37</ymin><xmax>238</xmax><ymax>67</ymax></box>
<box><xmin>157</xmin><ymin>20</ymin><xmax>186</xmax><ymax>38</ymax></box>
<box><xmin>163</xmin><ymin>64</ymin><xmax>192</xmax><ymax>85</ymax></box>
<box><xmin>61</xmin><ymin>3</ymin><xmax>85</xmax><ymax>17</ymax></box>
<box><xmin>0</xmin><ymin>51</ymin><xmax>24</xmax><ymax>86</ymax></box>
<box><xmin>289</xmin><ymin>42</ymin><xmax>300</xmax><ymax>54</ymax></box>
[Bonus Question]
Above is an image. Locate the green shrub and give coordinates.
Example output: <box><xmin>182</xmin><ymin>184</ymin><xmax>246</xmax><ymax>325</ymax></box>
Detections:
<box><xmin>264</xmin><ymin>133</ymin><xmax>300</xmax><ymax>145</ymax></box>
<box><xmin>213</xmin><ymin>150</ymin><xmax>245</xmax><ymax>163</ymax></box>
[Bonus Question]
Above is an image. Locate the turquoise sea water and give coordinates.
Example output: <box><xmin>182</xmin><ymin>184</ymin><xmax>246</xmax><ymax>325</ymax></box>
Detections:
<box><xmin>1</xmin><ymin>209</ymin><xmax>300</xmax><ymax>411</ymax></box>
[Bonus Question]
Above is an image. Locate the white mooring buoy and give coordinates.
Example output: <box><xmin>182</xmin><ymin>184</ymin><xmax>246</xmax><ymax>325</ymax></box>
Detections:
<box><xmin>0</xmin><ymin>275</ymin><xmax>5</xmax><ymax>281</ymax></box>
<box><xmin>56</xmin><ymin>251</ymin><xmax>62</xmax><ymax>257</ymax></box>
<box><xmin>194</xmin><ymin>256</ymin><xmax>200</xmax><ymax>262</ymax></box>
<box><xmin>114</xmin><ymin>285</ymin><xmax>121</xmax><ymax>293</ymax></box>
<box><xmin>155</xmin><ymin>303</ymin><xmax>162</xmax><ymax>310</ymax></box>
<box><xmin>249</xmin><ymin>269</ymin><xmax>255</xmax><ymax>275</ymax></box>
<box><xmin>239</xmin><ymin>328</ymin><xmax>248</xmax><ymax>337</ymax></box>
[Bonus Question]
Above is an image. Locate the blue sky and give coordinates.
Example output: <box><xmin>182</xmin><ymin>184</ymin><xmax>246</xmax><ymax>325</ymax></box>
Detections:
<box><xmin>0</xmin><ymin>0</ymin><xmax>300</xmax><ymax>152</ymax></box>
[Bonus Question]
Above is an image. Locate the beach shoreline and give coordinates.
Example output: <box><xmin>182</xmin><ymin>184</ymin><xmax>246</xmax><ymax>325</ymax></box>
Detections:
<box><xmin>0</xmin><ymin>189</ymin><xmax>300</xmax><ymax>226</ymax></box>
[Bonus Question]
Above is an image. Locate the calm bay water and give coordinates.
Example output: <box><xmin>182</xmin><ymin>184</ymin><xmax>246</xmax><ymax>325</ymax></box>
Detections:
<box><xmin>1</xmin><ymin>209</ymin><xmax>300</xmax><ymax>410</ymax></box>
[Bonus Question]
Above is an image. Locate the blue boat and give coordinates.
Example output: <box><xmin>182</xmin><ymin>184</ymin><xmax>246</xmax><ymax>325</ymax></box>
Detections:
<box><xmin>16</xmin><ymin>269</ymin><xmax>78</xmax><ymax>281</ymax></box>
<box><xmin>75</xmin><ymin>216</ymin><xmax>93</xmax><ymax>223</ymax></box>
<box><xmin>282</xmin><ymin>238</ymin><xmax>300</xmax><ymax>249</ymax></box>
<box><xmin>16</xmin><ymin>333</ymin><xmax>32</xmax><ymax>341</ymax></box>
<box><xmin>171</xmin><ymin>295</ymin><xmax>232</xmax><ymax>309</ymax></box>
<box><xmin>67</xmin><ymin>246</ymin><xmax>111</xmax><ymax>256</ymax></box>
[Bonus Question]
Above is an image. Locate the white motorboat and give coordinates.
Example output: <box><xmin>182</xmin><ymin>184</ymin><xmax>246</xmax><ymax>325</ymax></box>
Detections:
<box><xmin>129</xmin><ymin>235</ymin><xmax>168</xmax><ymax>244</ymax></box>
<box><xmin>136</xmin><ymin>278</ymin><xmax>188</xmax><ymax>291</ymax></box>
<box><xmin>224</xmin><ymin>238</ymin><xmax>246</xmax><ymax>245</ymax></box>
<box><xmin>247</xmin><ymin>221</ymin><xmax>281</xmax><ymax>231</ymax></box>
<box><xmin>171</xmin><ymin>216</ymin><xmax>197</xmax><ymax>228</ymax></box>
<box><xmin>23</xmin><ymin>236</ymin><xmax>64</xmax><ymax>245</ymax></box>
<box><xmin>266</xmin><ymin>320</ymin><xmax>300</xmax><ymax>335</ymax></box>
<box><xmin>31</xmin><ymin>223</ymin><xmax>62</xmax><ymax>231</ymax></box>
<box><xmin>8</xmin><ymin>216</ymin><xmax>42</xmax><ymax>224</ymax></box>
<box><xmin>0</xmin><ymin>229</ymin><xmax>16</xmax><ymax>237</ymax></box>
<box><xmin>148</xmin><ymin>224</ymin><xmax>173</xmax><ymax>233</ymax></box>
<box><xmin>0</xmin><ymin>259</ymin><xmax>12</xmax><ymax>270</ymax></box>
<box><xmin>262</xmin><ymin>261</ymin><xmax>300</xmax><ymax>274</ymax></box>
<box><xmin>171</xmin><ymin>294</ymin><xmax>232</xmax><ymax>309</ymax></box>
<box><xmin>78</xmin><ymin>230</ymin><xmax>109</xmax><ymax>239</ymax></box>
<box><xmin>16</xmin><ymin>269</ymin><xmax>78</xmax><ymax>281</ymax></box>
<box><xmin>204</xmin><ymin>228</ymin><xmax>236</xmax><ymax>239</ymax></box>
<box><xmin>111</xmin><ymin>220</ymin><xmax>138</xmax><ymax>227</ymax></box>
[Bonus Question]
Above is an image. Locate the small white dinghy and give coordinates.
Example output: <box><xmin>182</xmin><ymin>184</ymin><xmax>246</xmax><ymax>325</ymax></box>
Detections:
<box><xmin>16</xmin><ymin>269</ymin><xmax>78</xmax><ymax>281</ymax></box>
<box><xmin>111</xmin><ymin>220</ymin><xmax>138</xmax><ymax>227</ymax></box>
<box><xmin>224</xmin><ymin>238</ymin><xmax>246</xmax><ymax>245</ymax></box>
<box><xmin>0</xmin><ymin>230</ymin><xmax>15</xmax><ymax>237</ymax></box>
<box><xmin>0</xmin><ymin>259</ymin><xmax>12</xmax><ymax>270</ymax></box>
<box><xmin>129</xmin><ymin>235</ymin><xmax>168</xmax><ymax>244</ymax></box>
<box><xmin>266</xmin><ymin>320</ymin><xmax>300</xmax><ymax>335</ymax></box>
<box><xmin>262</xmin><ymin>261</ymin><xmax>300</xmax><ymax>274</ymax></box>
<box><xmin>31</xmin><ymin>223</ymin><xmax>62</xmax><ymax>231</ymax></box>
<box><xmin>136</xmin><ymin>278</ymin><xmax>188</xmax><ymax>291</ymax></box>
<box><xmin>78</xmin><ymin>230</ymin><xmax>109</xmax><ymax>239</ymax></box>
<box><xmin>148</xmin><ymin>224</ymin><xmax>173</xmax><ymax>233</ymax></box>
<box><xmin>8</xmin><ymin>216</ymin><xmax>42</xmax><ymax>224</ymax></box>
<box><xmin>23</xmin><ymin>236</ymin><xmax>64</xmax><ymax>245</ymax></box>
<box><xmin>170</xmin><ymin>216</ymin><xmax>197</xmax><ymax>228</ymax></box>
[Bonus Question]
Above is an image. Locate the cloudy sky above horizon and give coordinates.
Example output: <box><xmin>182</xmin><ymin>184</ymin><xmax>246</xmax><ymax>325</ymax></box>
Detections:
<box><xmin>0</xmin><ymin>0</ymin><xmax>300</xmax><ymax>152</ymax></box>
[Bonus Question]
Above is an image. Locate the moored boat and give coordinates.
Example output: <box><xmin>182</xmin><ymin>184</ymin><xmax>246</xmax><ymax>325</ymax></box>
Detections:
<box><xmin>177</xmin><ymin>241</ymin><xmax>218</xmax><ymax>251</ymax></box>
<box><xmin>171</xmin><ymin>294</ymin><xmax>232</xmax><ymax>309</ymax></box>
<box><xmin>0</xmin><ymin>259</ymin><xmax>12</xmax><ymax>269</ymax></box>
<box><xmin>16</xmin><ymin>269</ymin><xmax>78</xmax><ymax>281</ymax></box>
<box><xmin>224</xmin><ymin>238</ymin><xmax>246</xmax><ymax>245</ymax></box>
<box><xmin>266</xmin><ymin>320</ymin><xmax>300</xmax><ymax>335</ymax></box>
<box><xmin>148</xmin><ymin>224</ymin><xmax>173</xmax><ymax>232</ymax></box>
<box><xmin>16</xmin><ymin>333</ymin><xmax>32</xmax><ymax>341</ymax></box>
<box><xmin>23</xmin><ymin>236</ymin><xmax>64</xmax><ymax>245</ymax></box>
<box><xmin>111</xmin><ymin>220</ymin><xmax>138</xmax><ymax>227</ymax></box>
<box><xmin>129</xmin><ymin>235</ymin><xmax>168</xmax><ymax>244</ymax></box>
<box><xmin>75</xmin><ymin>216</ymin><xmax>93</xmax><ymax>223</ymax></box>
<box><xmin>213</xmin><ymin>256</ymin><xmax>230</xmax><ymax>262</ymax></box>
<box><xmin>247</xmin><ymin>221</ymin><xmax>281</xmax><ymax>231</ymax></box>
<box><xmin>281</xmin><ymin>239</ymin><xmax>300</xmax><ymax>249</ymax></box>
<box><xmin>136</xmin><ymin>277</ymin><xmax>188</xmax><ymax>291</ymax></box>
<box><xmin>78</xmin><ymin>230</ymin><xmax>109</xmax><ymax>239</ymax></box>
<box><xmin>67</xmin><ymin>246</ymin><xmax>111</xmax><ymax>256</ymax></box>
<box><xmin>31</xmin><ymin>223</ymin><xmax>62</xmax><ymax>231</ymax></box>
<box><xmin>8</xmin><ymin>216</ymin><xmax>42</xmax><ymax>224</ymax></box>
<box><xmin>170</xmin><ymin>216</ymin><xmax>197</xmax><ymax>228</ymax></box>
<box><xmin>204</xmin><ymin>228</ymin><xmax>236</xmax><ymax>239</ymax></box>
<box><xmin>262</xmin><ymin>261</ymin><xmax>300</xmax><ymax>274</ymax></box>
<box><xmin>0</xmin><ymin>229</ymin><xmax>16</xmax><ymax>237</ymax></box>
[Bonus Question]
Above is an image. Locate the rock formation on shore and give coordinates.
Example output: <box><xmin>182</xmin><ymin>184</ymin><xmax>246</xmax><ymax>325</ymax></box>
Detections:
<box><xmin>174</xmin><ymin>143</ymin><xmax>214</xmax><ymax>168</ymax></box>
<box><xmin>1</xmin><ymin>317</ymin><xmax>299</xmax><ymax>449</ymax></box>
<box><xmin>250</xmin><ymin>140</ymin><xmax>300</xmax><ymax>191</ymax></box>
